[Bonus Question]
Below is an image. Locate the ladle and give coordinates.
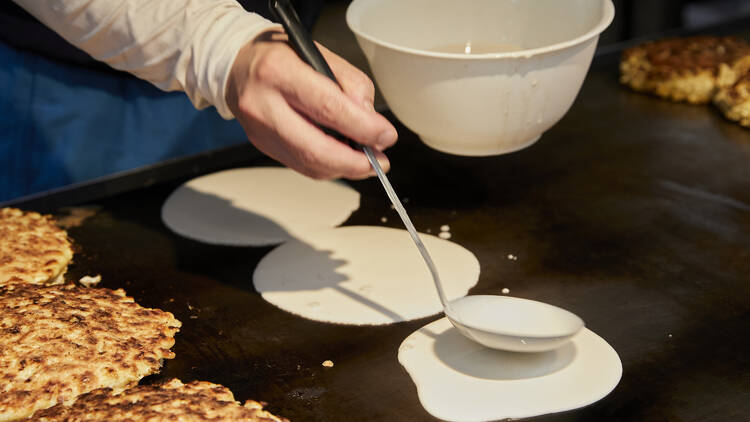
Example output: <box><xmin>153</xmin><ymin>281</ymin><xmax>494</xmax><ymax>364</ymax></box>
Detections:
<box><xmin>269</xmin><ymin>0</ymin><xmax>584</xmax><ymax>352</ymax></box>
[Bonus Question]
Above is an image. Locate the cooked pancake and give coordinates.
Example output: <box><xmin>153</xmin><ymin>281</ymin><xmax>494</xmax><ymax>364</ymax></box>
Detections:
<box><xmin>620</xmin><ymin>36</ymin><xmax>750</xmax><ymax>104</ymax></box>
<box><xmin>714</xmin><ymin>56</ymin><xmax>750</xmax><ymax>127</ymax></box>
<box><xmin>29</xmin><ymin>379</ymin><xmax>287</xmax><ymax>422</ymax></box>
<box><xmin>0</xmin><ymin>283</ymin><xmax>181</xmax><ymax>421</ymax></box>
<box><xmin>0</xmin><ymin>208</ymin><xmax>73</xmax><ymax>286</ymax></box>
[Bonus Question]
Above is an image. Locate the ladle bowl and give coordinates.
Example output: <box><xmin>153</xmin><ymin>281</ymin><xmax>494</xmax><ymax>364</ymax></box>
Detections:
<box><xmin>445</xmin><ymin>295</ymin><xmax>584</xmax><ymax>353</ymax></box>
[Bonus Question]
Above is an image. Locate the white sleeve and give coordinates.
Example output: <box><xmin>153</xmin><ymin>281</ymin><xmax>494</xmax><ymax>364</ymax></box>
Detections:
<box><xmin>12</xmin><ymin>0</ymin><xmax>280</xmax><ymax>119</ymax></box>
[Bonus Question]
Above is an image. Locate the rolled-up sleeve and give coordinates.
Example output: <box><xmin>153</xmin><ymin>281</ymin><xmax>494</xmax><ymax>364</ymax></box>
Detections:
<box><xmin>12</xmin><ymin>0</ymin><xmax>279</xmax><ymax>118</ymax></box>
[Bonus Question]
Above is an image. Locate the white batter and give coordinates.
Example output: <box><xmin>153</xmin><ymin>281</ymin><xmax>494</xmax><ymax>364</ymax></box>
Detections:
<box><xmin>399</xmin><ymin>318</ymin><xmax>622</xmax><ymax>422</ymax></box>
<box><xmin>161</xmin><ymin>167</ymin><xmax>360</xmax><ymax>246</ymax></box>
<box><xmin>253</xmin><ymin>226</ymin><xmax>480</xmax><ymax>325</ymax></box>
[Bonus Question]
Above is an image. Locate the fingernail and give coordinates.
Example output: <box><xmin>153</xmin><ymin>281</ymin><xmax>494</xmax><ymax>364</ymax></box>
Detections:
<box><xmin>377</xmin><ymin>127</ymin><xmax>397</xmax><ymax>148</ymax></box>
<box><xmin>377</xmin><ymin>158</ymin><xmax>390</xmax><ymax>172</ymax></box>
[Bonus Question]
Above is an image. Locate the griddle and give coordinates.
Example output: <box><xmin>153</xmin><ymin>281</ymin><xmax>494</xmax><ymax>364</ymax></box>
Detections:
<box><xmin>6</xmin><ymin>25</ymin><xmax>750</xmax><ymax>422</ymax></box>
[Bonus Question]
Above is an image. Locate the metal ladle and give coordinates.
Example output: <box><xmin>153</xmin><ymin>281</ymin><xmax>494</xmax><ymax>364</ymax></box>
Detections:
<box><xmin>269</xmin><ymin>0</ymin><xmax>584</xmax><ymax>353</ymax></box>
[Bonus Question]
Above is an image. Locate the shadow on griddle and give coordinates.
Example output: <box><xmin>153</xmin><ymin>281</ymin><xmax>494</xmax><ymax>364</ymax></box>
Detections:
<box><xmin>162</xmin><ymin>185</ymin><xmax>297</xmax><ymax>247</ymax></box>
<box><xmin>156</xmin><ymin>187</ymin><xmax>409</xmax><ymax>321</ymax></box>
<box><xmin>430</xmin><ymin>327</ymin><xmax>576</xmax><ymax>380</ymax></box>
<box><xmin>254</xmin><ymin>237</ymin><xmax>408</xmax><ymax>322</ymax></box>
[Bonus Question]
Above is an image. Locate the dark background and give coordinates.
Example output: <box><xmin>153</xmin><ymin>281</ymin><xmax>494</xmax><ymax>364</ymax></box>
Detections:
<box><xmin>5</xmin><ymin>0</ymin><xmax>750</xmax><ymax>74</ymax></box>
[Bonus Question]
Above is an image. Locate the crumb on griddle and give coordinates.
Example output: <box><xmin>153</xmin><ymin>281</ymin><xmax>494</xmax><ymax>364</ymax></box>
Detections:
<box><xmin>78</xmin><ymin>274</ymin><xmax>102</xmax><ymax>287</ymax></box>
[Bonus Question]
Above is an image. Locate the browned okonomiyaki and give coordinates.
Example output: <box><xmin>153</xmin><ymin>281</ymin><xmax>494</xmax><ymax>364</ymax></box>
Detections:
<box><xmin>0</xmin><ymin>283</ymin><xmax>181</xmax><ymax>421</ymax></box>
<box><xmin>0</xmin><ymin>208</ymin><xmax>73</xmax><ymax>286</ymax></box>
<box><xmin>620</xmin><ymin>36</ymin><xmax>750</xmax><ymax>104</ymax></box>
<box><xmin>29</xmin><ymin>379</ymin><xmax>288</xmax><ymax>422</ymax></box>
<box><xmin>714</xmin><ymin>55</ymin><xmax>750</xmax><ymax>127</ymax></box>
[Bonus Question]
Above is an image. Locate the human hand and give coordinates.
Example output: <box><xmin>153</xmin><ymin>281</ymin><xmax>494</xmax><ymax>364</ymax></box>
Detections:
<box><xmin>226</xmin><ymin>30</ymin><xmax>397</xmax><ymax>180</ymax></box>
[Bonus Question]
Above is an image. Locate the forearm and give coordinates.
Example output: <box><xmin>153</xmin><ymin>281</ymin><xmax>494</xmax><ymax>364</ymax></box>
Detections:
<box><xmin>13</xmin><ymin>0</ymin><xmax>278</xmax><ymax>118</ymax></box>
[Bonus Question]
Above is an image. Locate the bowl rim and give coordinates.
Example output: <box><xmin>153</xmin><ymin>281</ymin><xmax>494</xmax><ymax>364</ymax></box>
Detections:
<box><xmin>346</xmin><ymin>0</ymin><xmax>615</xmax><ymax>60</ymax></box>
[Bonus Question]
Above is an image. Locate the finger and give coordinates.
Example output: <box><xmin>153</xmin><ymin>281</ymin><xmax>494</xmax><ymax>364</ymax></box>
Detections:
<box><xmin>276</xmin><ymin>104</ymin><xmax>392</xmax><ymax>180</ymax></box>
<box><xmin>232</xmin><ymin>90</ymin><xmax>302</xmax><ymax>173</ymax></box>
<box><xmin>250</xmin><ymin>32</ymin><xmax>377</xmax><ymax>110</ymax></box>
<box><xmin>318</xmin><ymin>44</ymin><xmax>376</xmax><ymax>109</ymax></box>
<box><xmin>364</xmin><ymin>149</ymin><xmax>392</xmax><ymax>175</ymax></box>
<box><xmin>270</xmin><ymin>97</ymin><xmax>380</xmax><ymax>180</ymax></box>
<box><xmin>371</xmin><ymin>149</ymin><xmax>391</xmax><ymax>174</ymax></box>
<box><xmin>272</xmin><ymin>56</ymin><xmax>397</xmax><ymax>151</ymax></box>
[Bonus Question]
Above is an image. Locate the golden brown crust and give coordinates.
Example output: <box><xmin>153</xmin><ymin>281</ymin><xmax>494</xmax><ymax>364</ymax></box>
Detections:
<box><xmin>29</xmin><ymin>379</ymin><xmax>288</xmax><ymax>422</ymax></box>
<box><xmin>620</xmin><ymin>36</ymin><xmax>750</xmax><ymax>104</ymax></box>
<box><xmin>0</xmin><ymin>208</ymin><xmax>73</xmax><ymax>287</ymax></box>
<box><xmin>0</xmin><ymin>284</ymin><xmax>181</xmax><ymax>421</ymax></box>
<box><xmin>714</xmin><ymin>55</ymin><xmax>750</xmax><ymax>127</ymax></box>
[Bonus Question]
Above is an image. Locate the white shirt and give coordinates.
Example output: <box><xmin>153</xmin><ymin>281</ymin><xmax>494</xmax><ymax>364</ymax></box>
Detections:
<box><xmin>13</xmin><ymin>0</ymin><xmax>279</xmax><ymax>119</ymax></box>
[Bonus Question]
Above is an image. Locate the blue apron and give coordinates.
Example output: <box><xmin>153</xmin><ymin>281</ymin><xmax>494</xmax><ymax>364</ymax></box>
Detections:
<box><xmin>0</xmin><ymin>41</ymin><xmax>250</xmax><ymax>202</ymax></box>
<box><xmin>0</xmin><ymin>1</ymin><xmax>324</xmax><ymax>202</ymax></box>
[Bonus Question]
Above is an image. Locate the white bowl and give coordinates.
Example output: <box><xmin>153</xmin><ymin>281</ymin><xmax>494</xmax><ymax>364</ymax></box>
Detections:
<box><xmin>346</xmin><ymin>0</ymin><xmax>615</xmax><ymax>156</ymax></box>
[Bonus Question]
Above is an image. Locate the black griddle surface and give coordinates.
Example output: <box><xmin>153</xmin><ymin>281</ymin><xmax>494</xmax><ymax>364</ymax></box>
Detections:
<box><xmin>9</xmin><ymin>31</ymin><xmax>750</xmax><ymax>422</ymax></box>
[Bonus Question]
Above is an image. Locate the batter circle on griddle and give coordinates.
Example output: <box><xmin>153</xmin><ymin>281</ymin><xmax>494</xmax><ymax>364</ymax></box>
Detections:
<box><xmin>161</xmin><ymin>167</ymin><xmax>360</xmax><ymax>246</ymax></box>
<box><xmin>253</xmin><ymin>226</ymin><xmax>480</xmax><ymax>325</ymax></box>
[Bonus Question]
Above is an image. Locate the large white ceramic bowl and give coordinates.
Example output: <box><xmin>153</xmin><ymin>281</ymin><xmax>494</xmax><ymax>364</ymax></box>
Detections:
<box><xmin>346</xmin><ymin>0</ymin><xmax>614</xmax><ymax>156</ymax></box>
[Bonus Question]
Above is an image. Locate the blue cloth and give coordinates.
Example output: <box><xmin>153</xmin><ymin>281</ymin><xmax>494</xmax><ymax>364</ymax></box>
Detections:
<box><xmin>0</xmin><ymin>41</ymin><xmax>251</xmax><ymax>202</ymax></box>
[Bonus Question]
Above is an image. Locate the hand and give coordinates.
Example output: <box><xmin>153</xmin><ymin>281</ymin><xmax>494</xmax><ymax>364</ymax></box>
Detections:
<box><xmin>226</xmin><ymin>30</ymin><xmax>397</xmax><ymax>180</ymax></box>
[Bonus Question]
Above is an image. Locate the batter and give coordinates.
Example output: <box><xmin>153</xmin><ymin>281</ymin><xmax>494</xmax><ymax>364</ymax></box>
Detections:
<box><xmin>253</xmin><ymin>226</ymin><xmax>480</xmax><ymax>325</ymax></box>
<box><xmin>398</xmin><ymin>318</ymin><xmax>622</xmax><ymax>422</ymax></box>
<box><xmin>161</xmin><ymin>167</ymin><xmax>360</xmax><ymax>246</ymax></box>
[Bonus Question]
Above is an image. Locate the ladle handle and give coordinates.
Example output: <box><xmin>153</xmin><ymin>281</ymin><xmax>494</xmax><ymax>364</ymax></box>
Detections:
<box><xmin>269</xmin><ymin>0</ymin><xmax>367</xmax><ymax>151</ymax></box>
<box><xmin>268</xmin><ymin>0</ymin><xmax>450</xmax><ymax>309</ymax></box>
<box><xmin>269</xmin><ymin>0</ymin><xmax>337</xmax><ymax>82</ymax></box>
